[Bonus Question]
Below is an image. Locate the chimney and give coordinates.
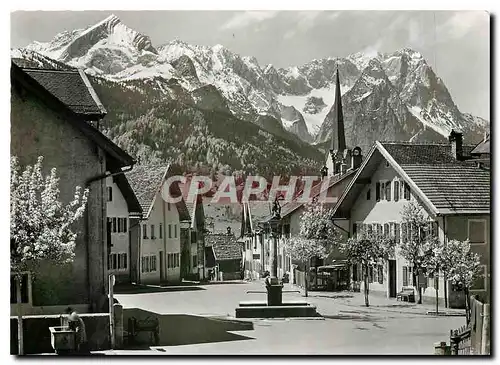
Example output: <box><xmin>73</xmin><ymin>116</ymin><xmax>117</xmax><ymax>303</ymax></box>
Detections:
<box><xmin>351</xmin><ymin>147</ymin><xmax>362</xmax><ymax>169</ymax></box>
<box><xmin>449</xmin><ymin>130</ymin><xmax>463</xmax><ymax>160</ymax></box>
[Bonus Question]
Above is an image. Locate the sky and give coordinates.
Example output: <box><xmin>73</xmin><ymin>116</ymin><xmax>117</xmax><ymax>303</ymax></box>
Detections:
<box><xmin>10</xmin><ymin>10</ymin><xmax>490</xmax><ymax>119</ymax></box>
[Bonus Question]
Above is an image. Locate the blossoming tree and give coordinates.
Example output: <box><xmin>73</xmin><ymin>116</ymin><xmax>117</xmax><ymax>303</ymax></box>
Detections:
<box><xmin>10</xmin><ymin>156</ymin><xmax>88</xmax><ymax>355</ymax></box>
<box><xmin>399</xmin><ymin>201</ymin><xmax>439</xmax><ymax>304</ymax></box>
<box><xmin>339</xmin><ymin>230</ymin><xmax>394</xmax><ymax>307</ymax></box>
<box><xmin>284</xmin><ymin>202</ymin><xmax>339</xmax><ymax>297</ymax></box>
<box><xmin>439</xmin><ymin>239</ymin><xmax>482</xmax><ymax>323</ymax></box>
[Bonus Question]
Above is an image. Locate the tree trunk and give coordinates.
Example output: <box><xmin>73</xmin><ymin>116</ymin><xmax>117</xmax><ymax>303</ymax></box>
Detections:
<box><xmin>435</xmin><ymin>273</ymin><xmax>439</xmax><ymax>315</ymax></box>
<box><xmin>464</xmin><ymin>287</ymin><xmax>470</xmax><ymax>324</ymax></box>
<box><xmin>16</xmin><ymin>275</ymin><xmax>24</xmax><ymax>355</ymax></box>
<box><xmin>304</xmin><ymin>263</ymin><xmax>308</xmax><ymax>298</ymax></box>
<box><xmin>363</xmin><ymin>264</ymin><xmax>369</xmax><ymax>307</ymax></box>
<box><xmin>413</xmin><ymin>266</ymin><xmax>422</xmax><ymax>304</ymax></box>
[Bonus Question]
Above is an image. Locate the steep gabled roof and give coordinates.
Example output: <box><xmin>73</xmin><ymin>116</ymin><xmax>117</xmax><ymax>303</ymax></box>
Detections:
<box><xmin>205</xmin><ymin>233</ymin><xmax>242</xmax><ymax>261</ymax></box>
<box><xmin>471</xmin><ymin>135</ymin><xmax>490</xmax><ymax>155</ymax></box>
<box><xmin>126</xmin><ymin>165</ymin><xmax>168</xmax><ymax>215</ymax></box>
<box><xmin>11</xmin><ymin>62</ymin><xmax>134</xmax><ymax>169</ymax></box>
<box><xmin>333</xmin><ymin>141</ymin><xmax>490</xmax><ymax>217</ymax></box>
<box><xmin>113</xmin><ymin>173</ymin><xmax>143</xmax><ymax>215</ymax></box>
<box><xmin>125</xmin><ymin>164</ymin><xmax>191</xmax><ymax>220</ymax></box>
<box><xmin>19</xmin><ymin>66</ymin><xmax>106</xmax><ymax>118</ymax></box>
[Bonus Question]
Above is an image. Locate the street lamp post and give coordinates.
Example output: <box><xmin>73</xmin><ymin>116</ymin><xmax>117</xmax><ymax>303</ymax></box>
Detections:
<box><xmin>265</xmin><ymin>196</ymin><xmax>284</xmax><ymax>306</ymax></box>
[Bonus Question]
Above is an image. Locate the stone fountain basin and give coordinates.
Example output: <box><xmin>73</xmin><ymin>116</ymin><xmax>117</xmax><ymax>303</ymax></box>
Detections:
<box><xmin>49</xmin><ymin>326</ymin><xmax>76</xmax><ymax>352</ymax></box>
<box><xmin>235</xmin><ymin>301</ymin><xmax>320</xmax><ymax>318</ymax></box>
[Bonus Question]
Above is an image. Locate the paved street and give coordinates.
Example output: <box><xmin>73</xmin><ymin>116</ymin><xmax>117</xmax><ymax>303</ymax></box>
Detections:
<box><xmin>113</xmin><ymin>281</ymin><xmax>466</xmax><ymax>355</ymax></box>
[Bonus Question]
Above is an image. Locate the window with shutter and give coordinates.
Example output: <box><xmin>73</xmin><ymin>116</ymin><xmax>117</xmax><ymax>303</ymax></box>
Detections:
<box><xmin>404</xmin><ymin>182</ymin><xmax>411</xmax><ymax>200</ymax></box>
<box><xmin>375</xmin><ymin>182</ymin><xmax>380</xmax><ymax>201</ymax></box>
<box><xmin>386</xmin><ymin>181</ymin><xmax>391</xmax><ymax>201</ymax></box>
<box><xmin>394</xmin><ymin>181</ymin><xmax>400</xmax><ymax>201</ymax></box>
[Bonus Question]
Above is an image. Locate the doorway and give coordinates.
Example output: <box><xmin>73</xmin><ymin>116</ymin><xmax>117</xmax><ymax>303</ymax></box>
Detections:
<box><xmin>388</xmin><ymin>260</ymin><xmax>397</xmax><ymax>297</ymax></box>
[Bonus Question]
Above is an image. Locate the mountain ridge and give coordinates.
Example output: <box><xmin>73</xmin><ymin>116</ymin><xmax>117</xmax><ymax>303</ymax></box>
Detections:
<box><xmin>12</xmin><ymin>15</ymin><xmax>489</xmax><ymax>171</ymax></box>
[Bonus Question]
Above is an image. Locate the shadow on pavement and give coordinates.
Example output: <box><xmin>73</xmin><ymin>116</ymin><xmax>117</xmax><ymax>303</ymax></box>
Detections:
<box><xmin>311</xmin><ymin>294</ymin><xmax>354</xmax><ymax>299</ymax></box>
<box><xmin>114</xmin><ymin>284</ymin><xmax>206</xmax><ymax>294</ymax></box>
<box><xmin>123</xmin><ymin>308</ymin><xmax>255</xmax><ymax>348</ymax></box>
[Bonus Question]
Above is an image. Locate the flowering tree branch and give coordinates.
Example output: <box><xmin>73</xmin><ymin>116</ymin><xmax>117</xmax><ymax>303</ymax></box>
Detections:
<box><xmin>10</xmin><ymin>156</ymin><xmax>89</xmax><ymax>274</ymax></box>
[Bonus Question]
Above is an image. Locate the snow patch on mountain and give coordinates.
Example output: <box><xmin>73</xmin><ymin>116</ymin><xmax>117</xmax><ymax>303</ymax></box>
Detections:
<box><xmin>277</xmin><ymin>85</ymin><xmax>351</xmax><ymax>135</ymax></box>
<box><xmin>408</xmin><ymin>106</ymin><xmax>450</xmax><ymax>137</ymax></box>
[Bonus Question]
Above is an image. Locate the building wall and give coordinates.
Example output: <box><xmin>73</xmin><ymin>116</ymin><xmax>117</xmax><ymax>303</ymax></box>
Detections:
<box><xmin>242</xmin><ymin>233</ymin><xmax>264</xmax><ymax>280</ymax></box>
<box><xmin>347</xmin><ymin>160</ymin><xmax>490</xmax><ymax>305</ymax></box>
<box><xmin>446</xmin><ymin>215</ymin><xmax>490</xmax><ymax>303</ymax></box>
<box><xmin>11</xmin><ymin>88</ymin><xmax>106</xmax><ymax>311</ymax></box>
<box><xmin>129</xmin><ymin>217</ymin><xmax>141</xmax><ymax>284</ymax></box>
<box><xmin>106</xmin><ymin>177</ymin><xmax>130</xmax><ymax>282</ymax></box>
<box><xmin>348</xmin><ymin>160</ymin><xmax>446</xmax><ymax>301</ymax></box>
<box><xmin>139</xmin><ymin>193</ymin><xmax>181</xmax><ymax>284</ymax></box>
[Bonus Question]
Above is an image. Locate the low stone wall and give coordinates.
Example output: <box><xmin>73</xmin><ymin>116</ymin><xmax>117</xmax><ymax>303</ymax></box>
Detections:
<box><xmin>11</xmin><ymin>313</ymin><xmax>110</xmax><ymax>355</ymax></box>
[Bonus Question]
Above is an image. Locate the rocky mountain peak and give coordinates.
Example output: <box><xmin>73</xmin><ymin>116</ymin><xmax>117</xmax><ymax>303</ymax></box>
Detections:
<box><xmin>16</xmin><ymin>18</ymin><xmax>489</xmax><ymax>157</ymax></box>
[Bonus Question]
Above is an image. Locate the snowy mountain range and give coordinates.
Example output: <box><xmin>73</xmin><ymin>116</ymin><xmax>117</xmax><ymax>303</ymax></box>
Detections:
<box><xmin>12</xmin><ymin>14</ymin><xmax>489</xmax><ymax>159</ymax></box>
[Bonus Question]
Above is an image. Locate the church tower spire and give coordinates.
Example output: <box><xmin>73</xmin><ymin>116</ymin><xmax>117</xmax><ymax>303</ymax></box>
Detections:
<box><xmin>331</xmin><ymin>67</ymin><xmax>346</xmax><ymax>152</ymax></box>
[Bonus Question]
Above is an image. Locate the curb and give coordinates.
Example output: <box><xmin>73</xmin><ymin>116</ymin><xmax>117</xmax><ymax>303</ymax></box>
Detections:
<box><xmin>425</xmin><ymin>311</ymin><xmax>465</xmax><ymax>317</ymax></box>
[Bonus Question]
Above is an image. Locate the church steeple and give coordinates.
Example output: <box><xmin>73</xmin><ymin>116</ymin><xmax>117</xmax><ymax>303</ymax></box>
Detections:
<box><xmin>330</xmin><ymin>68</ymin><xmax>346</xmax><ymax>152</ymax></box>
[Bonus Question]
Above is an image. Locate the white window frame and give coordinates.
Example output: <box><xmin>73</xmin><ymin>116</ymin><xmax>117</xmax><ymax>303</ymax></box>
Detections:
<box><xmin>468</xmin><ymin>219</ymin><xmax>487</xmax><ymax>245</ymax></box>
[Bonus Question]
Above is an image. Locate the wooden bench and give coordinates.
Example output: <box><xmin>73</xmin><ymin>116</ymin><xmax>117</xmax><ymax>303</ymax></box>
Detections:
<box><xmin>396</xmin><ymin>286</ymin><xmax>415</xmax><ymax>303</ymax></box>
<box><xmin>127</xmin><ymin>316</ymin><xmax>159</xmax><ymax>346</ymax></box>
